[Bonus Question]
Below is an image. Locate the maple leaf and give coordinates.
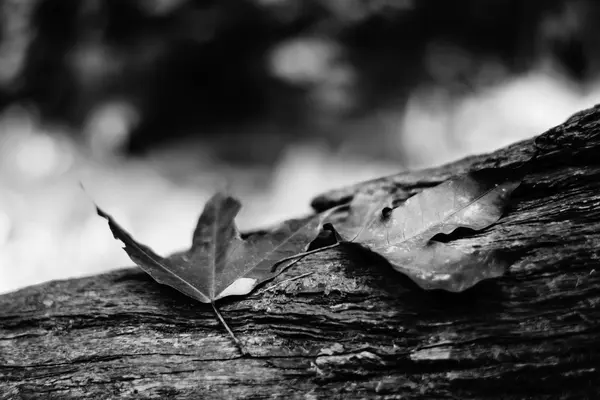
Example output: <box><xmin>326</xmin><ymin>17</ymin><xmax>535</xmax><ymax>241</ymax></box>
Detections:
<box><xmin>97</xmin><ymin>192</ymin><xmax>326</xmax><ymax>354</ymax></box>
<box><xmin>326</xmin><ymin>170</ymin><xmax>521</xmax><ymax>292</ymax></box>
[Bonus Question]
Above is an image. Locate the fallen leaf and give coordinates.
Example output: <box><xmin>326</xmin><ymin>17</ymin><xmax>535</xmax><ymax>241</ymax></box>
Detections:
<box><xmin>358</xmin><ymin>170</ymin><xmax>521</xmax><ymax>247</ymax></box>
<box><xmin>375</xmin><ymin>241</ymin><xmax>508</xmax><ymax>292</ymax></box>
<box><xmin>324</xmin><ymin>192</ymin><xmax>394</xmax><ymax>242</ymax></box>
<box><xmin>328</xmin><ymin>170</ymin><xmax>521</xmax><ymax>291</ymax></box>
<box><xmin>97</xmin><ymin>192</ymin><xmax>326</xmax><ymax>303</ymax></box>
<box><xmin>97</xmin><ymin>192</ymin><xmax>327</xmax><ymax>354</ymax></box>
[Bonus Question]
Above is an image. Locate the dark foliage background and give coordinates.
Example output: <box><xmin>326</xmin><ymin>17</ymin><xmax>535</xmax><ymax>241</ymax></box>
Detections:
<box><xmin>1</xmin><ymin>0</ymin><xmax>599</xmax><ymax>293</ymax></box>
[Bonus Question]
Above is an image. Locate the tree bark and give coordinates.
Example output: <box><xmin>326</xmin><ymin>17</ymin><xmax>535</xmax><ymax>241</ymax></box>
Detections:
<box><xmin>2</xmin><ymin>105</ymin><xmax>600</xmax><ymax>399</ymax></box>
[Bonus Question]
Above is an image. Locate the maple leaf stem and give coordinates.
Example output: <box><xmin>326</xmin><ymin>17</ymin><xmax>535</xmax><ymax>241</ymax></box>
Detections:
<box><xmin>211</xmin><ymin>301</ymin><xmax>248</xmax><ymax>357</ymax></box>
<box><xmin>273</xmin><ymin>243</ymin><xmax>341</xmax><ymax>268</ymax></box>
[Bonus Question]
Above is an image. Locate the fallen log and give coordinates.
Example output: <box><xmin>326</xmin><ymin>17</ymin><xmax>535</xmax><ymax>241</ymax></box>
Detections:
<box><xmin>2</xmin><ymin>105</ymin><xmax>600</xmax><ymax>399</ymax></box>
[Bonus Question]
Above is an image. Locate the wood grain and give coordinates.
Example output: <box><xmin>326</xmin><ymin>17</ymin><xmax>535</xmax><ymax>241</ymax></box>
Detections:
<box><xmin>2</xmin><ymin>106</ymin><xmax>600</xmax><ymax>399</ymax></box>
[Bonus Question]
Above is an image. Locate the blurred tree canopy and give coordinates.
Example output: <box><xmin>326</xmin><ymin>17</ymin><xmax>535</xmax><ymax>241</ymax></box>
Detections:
<box><xmin>1</xmin><ymin>0</ymin><xmax>599</xmax><ymax>155</ymax></box>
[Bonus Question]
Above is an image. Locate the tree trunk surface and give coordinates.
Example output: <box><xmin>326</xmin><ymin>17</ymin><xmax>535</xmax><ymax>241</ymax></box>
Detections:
<box><xmin>2</xmin><ymin>106</ymin><xmax>600</xmax><ymax>399</ymax></box>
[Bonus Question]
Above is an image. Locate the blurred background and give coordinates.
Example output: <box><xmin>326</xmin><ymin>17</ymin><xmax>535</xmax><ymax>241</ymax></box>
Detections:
<box><xmin>1</xmin><ymin>0</ymin><xmax>600</xmax><ymax>294</ymax></box>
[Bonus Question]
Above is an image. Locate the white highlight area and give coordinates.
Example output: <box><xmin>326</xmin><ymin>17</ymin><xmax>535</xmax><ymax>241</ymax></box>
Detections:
<box><xmin>216</xmin><ymin>278</ymin><xmax>257</xmax><ymax>300</ymax></box>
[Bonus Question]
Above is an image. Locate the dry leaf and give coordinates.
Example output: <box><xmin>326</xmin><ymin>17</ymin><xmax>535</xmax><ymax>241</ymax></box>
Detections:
<box><xmin>97</xmin><ymin>192</ymin><xmax>326</xmax><ymax>303</ymax></box>
<box><xmin>358</xmin><ymin>170</ymin><xmax>520</xmax><ymax>246</ymax></box>
<box><xmin>97</xmin><ymin>192</ymin><xmax>327</xmax><ymax>354</ymax></box>
<box><xmin>329</xmin><ymin>170</ymin><xmax>521</xmax><ymax>291</ymax></box>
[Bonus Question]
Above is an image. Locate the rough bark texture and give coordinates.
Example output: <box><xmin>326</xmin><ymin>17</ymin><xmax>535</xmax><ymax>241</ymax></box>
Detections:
<box><xmin>2</xmin><ymin>105</ymin><xmax>600</xmax><ymax>399</ymax></box>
